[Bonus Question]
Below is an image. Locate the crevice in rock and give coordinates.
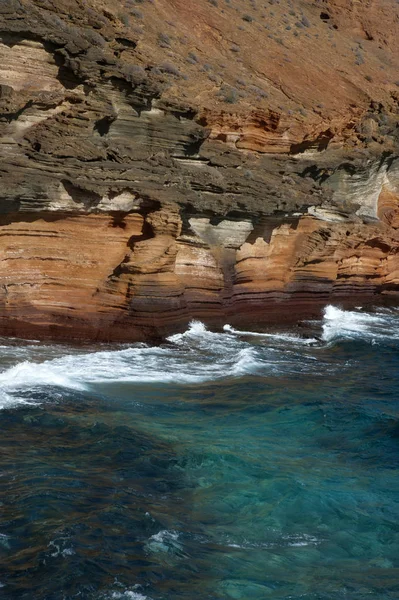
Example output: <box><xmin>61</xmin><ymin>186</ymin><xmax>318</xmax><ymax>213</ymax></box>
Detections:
<box><xmin>299</xmin><ymin>165</ymin><xmax>331</xmax><ymax>184</ymax></box>
<box><xmin>169</xmin><ymin>107</ymin><xmax>197</xmax><ymax>121</ymax></box>
<box><xmin>378</xmin><ymin>150</ymin><xmax>395</xmax><ymax>171</ymax></box>
<box><xmin>0</xmin><ymin>31</ymin><xmax>51</xmax><ymax>48</ymax></box>
<box><xmin>290</xmin><ymin>130</ymin><xmax>334</xmax><ymax>154</ymax></box>
<box><xmin>109</xmin><ymin>76</ymin><xmax>153</xmax><ymax>115</ymax></box>
<box><xmin>190</xmin><ymin>181</ymin><xmax>225</xmax><ymax>193</ymax></box>
<box><xmin>108</xmin><ymin>212</ymin><xmax>156</xmax><ymax>280</ymax></box>
<box><xmin>127</xmin><ymin>218</ymin><xmax>154</xmax><ymax>249</ymax></box>
<box><xmin>0</xmin><ymin>99</ymin><xmax>33</xmax><ymax>123</ymax></box>
<box><xmin>364</xmin><ymin>237</ymin><xmax>392</xmax><ymax>253</ymax></box>
<box><xmin>184</xmin><ymin>137</ymin><xmax>206</xmax><ymax>156</ymax></box>
<box><xmin>339</xmin><ymin>163</ymin><xmax>358</xmax><ymax>176</ymax></box>
<box><xmin>115</xmin><ymin>37</ymin><xmax>137</xmax><ymax>49</ymax></box>
<box><xmin>51</xmin><ymin>47</ymin><xmax>93</xmax><ymax>91</ymax></box>
<box><xmin>61</xmin><ymin>180</ymin><xmax>102</xmax><ymax>209</ymax></box>
<box><xmin>381</xmin><ymin>282</ymin><xmax>399</xmax><ymax>292</ymax></box>
<box><xmin>56</xmin><ymin>64</ymin><xmax>85</xmax><ymax>90</ymax></box>
<box><xmin>93</xmin><ymin>115</ymin><xmax>115</xmax><ymax>136</ymax></box>
<box><xmin>110</xmin><ymin>213</ymin><xmax>127</xmax><ymax>229</ymax></box>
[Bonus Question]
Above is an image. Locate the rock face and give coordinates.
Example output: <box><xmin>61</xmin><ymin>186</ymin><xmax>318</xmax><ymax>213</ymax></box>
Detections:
<box><xmin>0</xmin><ymin>0</ymin><xmax>399</xmax><ymax>340</ymax></box>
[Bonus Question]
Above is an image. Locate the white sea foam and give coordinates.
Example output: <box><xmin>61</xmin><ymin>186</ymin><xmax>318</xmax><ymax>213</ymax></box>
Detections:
<box><xmin>283</xmin><ymin>533</ymin><xmax>320</xmax><ymax>547</ymax></box>
<box><xmin>167</xmin><ymin>319</ymin><xmax>208</xmax><ymax>343</ymax></box>
<box><xmin>0</xmin><ymin>358</ymin><xmax>86</xmax><ymax>410</ymax></box>
<box><xmin>223</xmin><ymin>324</ymin><xmax>318</xmax><ymax>345</ymax></box>
<box><xmin>321</xmin><ymin>305</ymin><xmax>399</xmax><ymax>343</ymax></box>
<box><xmin>225</xmin><ymin>533</ymin><xmax>320</xmax><ymax>550</ymax></box>
<box><xmin>111</xmin><ymin>592</ymin><xmax>148</xmax><ymax>600</ymax></box>
<box><xmin>0</xmin><ymin>360</ymin><xmax>83</xmax><ymax>391</ymax></box>
<box><xmin>101</xmin><ymin>582</ymin><xmax>151</xmax><ymax>600</ymax></box>
<box><xmin>149</xmin><ymin>530</ymin><xmax>180</xmax><ymax>544</ymax></box>
<box><xmin>1</xmin><ymin>308</ymin><xmax>397</xmax><ymax>409</ymax></box>
<box><xmin>97</xmin><ymin>579</ymin><xmax>151</xmax><ymax>600</ymax></box>
<box><xmin>0</xmin><ymin>392</ymin><xmax>42</xmax><ymax>411</ymax></box>
<box><xmin>48</xmin><ymin>537</ymin><xmax>75</xmax><ymax>558</ymax></box>
<box><xmin>0</xmin><ymin>338</ymin><xmax>208</xmax><ymax>409</ymax></box>
<box><xmin>145</xmin><ymin>530</ymin><xmax>181</xmax><ymax>553</ymax></box>
<box><xmin>231</xmin><ymin>347</ymin><xmax>262</xmax><ymax>376</ymax></box>
<box><xmin>144</xmin><ymin>529</ymin><xmax>185</xmax><ymax>560</ymax></box>
<box><xmin>0</xmin><ymin>318</ymin><xmax>326</xmax><ymax>409</ymax></box>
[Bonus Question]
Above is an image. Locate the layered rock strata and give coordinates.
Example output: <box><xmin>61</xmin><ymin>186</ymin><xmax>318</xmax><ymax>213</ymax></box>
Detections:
<box><xmin>0</xmin><ymin>0</ymin><xmax>399</xmax><ymax>340</ymax></box>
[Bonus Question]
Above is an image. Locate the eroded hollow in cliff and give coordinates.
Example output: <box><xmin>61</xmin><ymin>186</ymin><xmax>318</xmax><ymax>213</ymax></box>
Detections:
<box><xmin>93</xmin><ymin>116</ymin><xmax>115</xmax><ymax>136</ymax></box>
<box><xmin>61</xmin><ymin>180</ymin><xmax>102</xmax><ymax>210</ymax></box>
<box><xmin>56</xmin><ymin>65</ymin><xmax>85</xmax><ymax>90</ymax></box>
<box><xmin>290</xmin><ymin>130</ymin><xmax>334</xmax><ymax>155</ymax></box>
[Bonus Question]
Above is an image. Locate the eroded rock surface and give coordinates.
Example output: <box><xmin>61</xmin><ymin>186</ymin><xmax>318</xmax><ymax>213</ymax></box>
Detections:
<box><xmin>0</xmin><ymin>0</ymin><xmax>399</xmax><ymax>339</ymax></box>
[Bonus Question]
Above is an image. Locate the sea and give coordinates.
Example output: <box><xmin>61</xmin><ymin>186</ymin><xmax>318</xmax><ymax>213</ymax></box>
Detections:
<box><xmin>0</xmin><ymin>305</ymin><xmax>398</xmax><ymax>600</ymax></box>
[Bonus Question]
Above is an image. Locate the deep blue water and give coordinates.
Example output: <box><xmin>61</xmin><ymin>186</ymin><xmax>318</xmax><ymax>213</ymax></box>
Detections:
<box><xmin>0</xmin><ymin>306</ymin><xmax>399</xmax><ymax>599</ymax></box>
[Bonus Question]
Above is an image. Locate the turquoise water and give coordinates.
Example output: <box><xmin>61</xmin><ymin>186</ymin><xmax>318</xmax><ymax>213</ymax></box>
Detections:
<box><xmin>0</xmin><ymin>306</ymin><xmax>399</xmax><ymax>599</ymax></box>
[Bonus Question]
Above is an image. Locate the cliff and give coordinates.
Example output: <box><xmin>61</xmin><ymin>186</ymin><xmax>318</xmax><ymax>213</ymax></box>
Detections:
<box><xmin>0</xmin><ymin>0</ymin><xmax>399</xmax><ymax>340</ymax></box>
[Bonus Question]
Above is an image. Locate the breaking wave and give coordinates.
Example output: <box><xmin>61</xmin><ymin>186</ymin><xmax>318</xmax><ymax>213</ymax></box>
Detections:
<box><xmin>321</xmin><ymin>304</ymin><xmax>399</xmax><ymax>343</ymax></box>
<box><xmin>0</xmin><ymin>305</ymin><xmax>398</xmax><ymax>409</ymax></box>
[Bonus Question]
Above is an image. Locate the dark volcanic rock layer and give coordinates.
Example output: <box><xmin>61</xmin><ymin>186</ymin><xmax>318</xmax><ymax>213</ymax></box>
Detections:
<box><xmin>0</xmin><ymin>0</ymin><xmax>399</xmax><ymax>340</ymax></box>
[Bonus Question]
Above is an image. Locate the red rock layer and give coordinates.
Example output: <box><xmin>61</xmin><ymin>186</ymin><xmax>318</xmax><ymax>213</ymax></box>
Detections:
<box><xmin>0</xmin><ymin>207</ymin><xmax>398</xmax><ymax>341</ymax></box>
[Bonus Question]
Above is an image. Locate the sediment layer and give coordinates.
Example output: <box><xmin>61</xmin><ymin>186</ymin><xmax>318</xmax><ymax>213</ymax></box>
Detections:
<box><xmin>0</xmin><ymin>0</ymin><xmax>399</xmax><ymax>340</ymax></box>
